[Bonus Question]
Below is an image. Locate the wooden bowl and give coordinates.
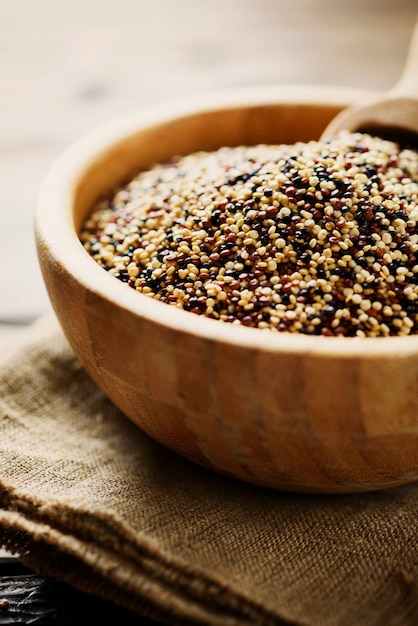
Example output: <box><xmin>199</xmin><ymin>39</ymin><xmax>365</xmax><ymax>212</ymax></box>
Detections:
<box><xmin>35</xmin><ymin>85</ymin><xmax>418</xmax><ymax>494</ymax></box>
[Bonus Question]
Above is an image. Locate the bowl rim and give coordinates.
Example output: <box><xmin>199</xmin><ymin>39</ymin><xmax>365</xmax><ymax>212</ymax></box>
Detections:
<box><xmin>35</xmin><ymin>84</ymin><xmax>418</xmax><ymax>359</ymax></box>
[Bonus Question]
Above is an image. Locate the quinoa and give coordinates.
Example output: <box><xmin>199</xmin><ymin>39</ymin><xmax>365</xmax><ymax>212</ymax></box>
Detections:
<box><xmin>80</xmin><ymin>131</ymin><xmax>418</xmax><ymax>337</ymax></box>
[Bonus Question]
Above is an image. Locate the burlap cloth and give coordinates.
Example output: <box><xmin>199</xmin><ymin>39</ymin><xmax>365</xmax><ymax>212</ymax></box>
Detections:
<box><xmin>1</xmin><ymin>314</ymin><xmax>418</xmax><ymax>626</ymax></box>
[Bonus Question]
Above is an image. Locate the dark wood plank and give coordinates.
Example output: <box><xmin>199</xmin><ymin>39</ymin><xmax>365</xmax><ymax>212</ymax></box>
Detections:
<box><xmin>0</xmin><ymin>568</ymin><xmax>160</xmax><ymax>625</ymax></box>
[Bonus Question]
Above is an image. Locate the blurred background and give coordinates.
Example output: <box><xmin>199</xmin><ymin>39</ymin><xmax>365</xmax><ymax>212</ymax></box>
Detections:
<box><xmin>1</xmin><ymin>0</ymin><xmax>417</xmax><ymax>349</ymax></box>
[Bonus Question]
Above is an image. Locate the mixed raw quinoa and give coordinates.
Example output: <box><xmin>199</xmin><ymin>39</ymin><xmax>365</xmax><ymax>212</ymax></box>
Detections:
<box><xmin>80</xmin><ymin>131</ymin><xmax>418</xmax><ymax>337</ymax></box>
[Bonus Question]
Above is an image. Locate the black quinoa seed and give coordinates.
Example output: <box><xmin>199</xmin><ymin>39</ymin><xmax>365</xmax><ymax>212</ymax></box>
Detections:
<box><xmin>80</xmin><ymin>131</ymin><xmax>418</xmax><ymax>337</ymax></box>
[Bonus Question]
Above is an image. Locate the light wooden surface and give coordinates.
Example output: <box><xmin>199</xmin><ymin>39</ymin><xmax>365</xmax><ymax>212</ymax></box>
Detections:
<box><xmin>323</xmin><ymin>17</ymin><xmax>418</xmax><ymax>139</ymax></box>
<box><xmin>1</xmin><ymin>0</ymin><xmax>417</xmax><ymax>351</ymax></box>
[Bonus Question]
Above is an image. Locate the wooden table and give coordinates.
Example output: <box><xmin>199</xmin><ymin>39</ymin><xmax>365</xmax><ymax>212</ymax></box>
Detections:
<box><xmin>0</xmin><ymin>0</ymin><xmax>417</xmax><ymax>622</ymax></box>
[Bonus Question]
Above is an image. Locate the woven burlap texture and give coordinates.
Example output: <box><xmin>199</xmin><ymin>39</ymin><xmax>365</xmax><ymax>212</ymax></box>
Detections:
<box><xmin>1</xmin><ymin>314</ymin><xmax>418</xmax><ymax>626</ymax></box>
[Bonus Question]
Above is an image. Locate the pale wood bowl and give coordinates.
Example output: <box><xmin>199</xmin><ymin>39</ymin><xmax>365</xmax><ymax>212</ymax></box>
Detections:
<box><xmin>35</xmin><ymin>85</ymin><xmax>418</xmax><ymax>494</ymax></box>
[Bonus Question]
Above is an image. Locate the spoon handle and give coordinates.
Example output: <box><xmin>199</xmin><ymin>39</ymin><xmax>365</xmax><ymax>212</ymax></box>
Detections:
<box><xmin>391</xmin><ymin>18</ymin><xmax>418</xmax><ymax>97</ymax></box>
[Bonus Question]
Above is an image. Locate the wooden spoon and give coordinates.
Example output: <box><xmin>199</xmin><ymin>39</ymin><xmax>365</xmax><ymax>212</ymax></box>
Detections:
<box><xmin>321</xmin><ymin>18</ymin><xmax>418</xmax><ymax>144</ymax></box>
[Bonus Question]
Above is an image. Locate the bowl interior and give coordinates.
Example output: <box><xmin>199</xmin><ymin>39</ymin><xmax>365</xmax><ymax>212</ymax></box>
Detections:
<box><xmin>62</xmin><ymin>87</ymin><xmax>417</xmax><ymax>356</ymax></box>
<box><xmin>72</xmin><ymin>95</ymin><xmax>353</xmax><ymax>232</ymax></box>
